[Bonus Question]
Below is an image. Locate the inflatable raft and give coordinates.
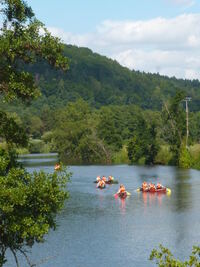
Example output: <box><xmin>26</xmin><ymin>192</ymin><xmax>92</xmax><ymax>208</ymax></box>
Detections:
<box><xmin>137</xmin><ymin>187</ymin><xmax>171</xmax><ymax>193</ymax></box>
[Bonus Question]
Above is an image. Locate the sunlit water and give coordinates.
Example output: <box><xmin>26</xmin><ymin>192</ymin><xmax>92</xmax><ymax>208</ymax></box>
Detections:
<box><xmin>5</xmin><ymin>154</ymin><xmax>200</xmax><ymax>267</ymax></box>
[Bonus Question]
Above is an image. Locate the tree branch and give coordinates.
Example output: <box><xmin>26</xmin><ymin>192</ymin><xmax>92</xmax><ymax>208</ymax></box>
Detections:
<box><xmin>19</xmin><ymin>249</ymin><xmax>34</xmax><ymax>267</ymax></box>
<box><xmin>10</xmin><ymin>248</ymin><xmax>19</xmax><ymax>267</ymax></box>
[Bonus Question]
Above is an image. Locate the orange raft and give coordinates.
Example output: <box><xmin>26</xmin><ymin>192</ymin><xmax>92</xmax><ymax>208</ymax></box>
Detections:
<box><xmin>137</xmin><ymin>187</ymin><xmax>171</xmax><ymax>194</ymax></box>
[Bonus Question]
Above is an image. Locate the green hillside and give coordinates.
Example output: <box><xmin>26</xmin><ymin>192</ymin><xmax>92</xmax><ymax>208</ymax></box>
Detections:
<box><xmin>1</xmin><ymin>44</ymin><xmax>200</xmax><ymax>166</ymax></box>
<box><xmin>12</xmin><ymin>44</ymin><xmax>200</xmax><ymax>113</ymax></box>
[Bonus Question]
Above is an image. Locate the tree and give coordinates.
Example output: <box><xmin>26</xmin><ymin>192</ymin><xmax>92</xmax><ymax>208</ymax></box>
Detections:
<box><xmin>127</xmin><ymin>117</ymin><xmax>159</xmax><ymax>165</ymax></box>
<box><xmin>97</xmin><ymin>106</ymin><xmax>123</xmax><ymax>151</ymax></box>
<box><xmin>162</xmin><ymin>91</ymin><xmax>187</xmax><ymax>166</ymax></box>
<box><xmin>0</xmin><ymin>0</ymin><xmax>68</xmax><ymax>102</ymax></box>
<box><xmin>149</xmin><ymin>244</ymin><xmax>200</xmax><ymax>267</ymax></box>
<box><xmin>0</xmin><ymin>165</ymin><xmax>70</xmax><ymax>267</ymax></box>
<box><xmin>53</xmin><ymin>99</ymin><xmax>110</xmax><ymax>164</ymax></box>
<box><xmin>0</xmin><ymin>0</ymin><xmax>70</xmax><ymax>266</ymax></box>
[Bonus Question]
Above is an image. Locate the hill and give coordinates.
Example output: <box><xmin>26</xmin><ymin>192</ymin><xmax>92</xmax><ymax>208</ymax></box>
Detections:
<box><xmin>13</xmin><ymin>44</ymin><xmax>200</xmax><ymax>113</ymax></box>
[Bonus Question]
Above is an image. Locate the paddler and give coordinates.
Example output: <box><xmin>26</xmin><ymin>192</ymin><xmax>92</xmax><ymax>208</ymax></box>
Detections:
<box><xmin>117</xmin><ymin>184</ymin><xmax>126</xmax><ymax>195</ymax></box>
<box><xmin>149</xmin><ymin>182</ymin><xmax>156</xmax><ymax>191</ymax></box>
<box><xmin>102</xmin><ymin>176</ymin><xmax>107</xmax><ymax>182</ymax></box>
<box><xmin>142</xmin><ymin>181</ymin><xmax>149</xmax><ymax>191</ymax></box>
<box><xmin>96</xmin><ymin>176</ymin><xmax>101</xmax><ymax>182</ymax></box>
<box><xmin>108</xmin><ymin>175</ymin><xmax>114</xmax><ymax>182</ymax></box>
<box><xmin>97</xmin><ymin>179</ymin><xmax>105</xmax><ymax>188</ymax></box>
<box><xmin>156</xmin><ymin>182</ymin><xmax>163</xmax><ymax>189</ymax></box>
<box><xmin>54</xmin><ymin>163</ymin><xmax>61</xmax><ymax>171</ymax></box>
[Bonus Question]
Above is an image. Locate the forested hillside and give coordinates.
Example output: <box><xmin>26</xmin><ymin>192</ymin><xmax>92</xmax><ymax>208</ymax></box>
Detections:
<box><xmin>2</xmin><ymin>44</ymin><xmax>200</xmax><ymax>166</ymax></box>
<box><xmin>2</xmin><ymin>44</ymin><xmax>200</xmax><ymax>114</ymax></box>
<box><xmin>32</xmin><ymin>45</ymin><xmax>200</xmax><ymax>111</ymax></box>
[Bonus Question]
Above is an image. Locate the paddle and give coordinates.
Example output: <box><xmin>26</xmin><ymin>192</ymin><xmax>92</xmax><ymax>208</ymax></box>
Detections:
<box><xmin>166</xmin><ymin>188</ymin><xmax>171</xmax><ymax>195</ymax></box>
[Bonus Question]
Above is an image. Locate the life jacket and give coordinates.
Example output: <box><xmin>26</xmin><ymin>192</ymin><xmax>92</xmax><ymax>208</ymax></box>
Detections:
<box><xmin>54</xmin><ymin>164</ymin><xmax>61</xmax><ymax>170</ymax></box>
<box><xmin>102</xmin><ymin>176</ymin><xmax>107</xmax><ymax>182</ymax></box>
<box><xmin>149</xmin><ymin>183</ymin><xmax>156</xmax><ymax>191</ymax></box>
<box><xmin>142</xmin><ymin>182</ymin><xmax>148</xmax><ymax>190</ymax></box>
<box><xmin>142</xmin><ymin>182</ymin><xmax>148</xmax><ymax>191</ymax></box>
<box><xmin>157</xmin><ymin>183</ymin><xmax>162</xmax><ymax>189</ymax></box>
<box><xmin>96</xmin><ymin>176</ymin><xmax>101</xmax><ymax>182</ymax></box>
<box><xmin>120</xmin><ymin>186</ymin><xmax>126</xmax><ymax>193</ymax></box>
<box><xmin>101</xmin><ymin>180</ymin><xmax>105</xmax><ymax>187</ymax></box>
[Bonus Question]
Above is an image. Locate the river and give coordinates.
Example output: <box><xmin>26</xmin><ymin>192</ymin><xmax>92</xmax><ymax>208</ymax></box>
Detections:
<box><xmin>5</xmin><ymin>154</ymin><xmax>200</xmax><ymax>267</ymax></box>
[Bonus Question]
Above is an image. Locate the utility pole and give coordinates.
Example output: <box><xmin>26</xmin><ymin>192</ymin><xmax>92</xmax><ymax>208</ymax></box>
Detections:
<box><xmin>183</xmin><ymin>97</ymin><xmax>191</xmax><ymax>149</ymax></box>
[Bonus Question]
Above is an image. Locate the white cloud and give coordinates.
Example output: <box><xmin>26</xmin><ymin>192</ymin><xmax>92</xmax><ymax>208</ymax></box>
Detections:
<box><xmin>48</xmin><ymin>14</ymin><xmax>200</xmax><ymax>80</ymax></box>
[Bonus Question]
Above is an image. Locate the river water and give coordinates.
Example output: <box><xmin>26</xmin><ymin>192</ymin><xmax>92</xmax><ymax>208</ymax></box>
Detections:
<box><xmin>5</xmin><ymin>154</ymin><xmax>200</xmax><ymax>267</ymax></box>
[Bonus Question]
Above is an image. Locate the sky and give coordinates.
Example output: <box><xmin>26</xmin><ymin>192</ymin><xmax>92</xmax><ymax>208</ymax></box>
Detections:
<box><xmin>24</xmin><ymin>1</ymin><xmax>200</xmax><ymax>80</ymax></box>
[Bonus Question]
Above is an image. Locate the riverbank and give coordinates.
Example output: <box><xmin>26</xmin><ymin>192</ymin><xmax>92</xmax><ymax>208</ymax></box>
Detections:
<box><xmin>15</xmin><ymin>142</ymin><xmax>200</xmax><ymax>170</ymax></box>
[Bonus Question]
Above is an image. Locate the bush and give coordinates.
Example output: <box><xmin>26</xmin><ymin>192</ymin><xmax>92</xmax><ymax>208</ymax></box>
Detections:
<box><xmin>155</xmin><ymin>145</ymin><xmax>173</xmax><ymax>165</ymax></box>
<box><xmin>112</xmin><ymin>146</ymin><xmax>130</xmax><ymax>164</ymax></box>
<box><xmin>179</xmin><ymin>144</ymin><xmax>193</xmax><ymax>169</ymax></box>
<box><xmin>150</xmin><ymin>244</ymin><xmax>200</xmax><ymax>266</ymax></box>
<box><xmin>29</xmin><ymin>139</ymin><xmax>45</xmax><ymax>153</ymax></box>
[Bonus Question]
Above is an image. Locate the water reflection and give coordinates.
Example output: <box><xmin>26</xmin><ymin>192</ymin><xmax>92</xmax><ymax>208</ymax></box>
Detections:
<box><xmin>173</xmin><ymin>169</ymin><xmax>192</xmax><ymax>212</ymax></box>
<box><xmin>172</xmin><ymin>169</ymin><xmax>193</xmax><ymax>246</ymax></box>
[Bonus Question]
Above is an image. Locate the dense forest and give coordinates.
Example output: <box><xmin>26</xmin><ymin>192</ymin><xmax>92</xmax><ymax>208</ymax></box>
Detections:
<box><xmin>1</xmin><ymin>44</ymin><xmax>200</xmax><ymax>167</ymax></box>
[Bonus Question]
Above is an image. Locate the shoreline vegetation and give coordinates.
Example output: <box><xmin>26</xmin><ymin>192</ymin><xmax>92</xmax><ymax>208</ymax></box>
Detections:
<box><xmin>11</xmin><ymin>143</ymin><xmax>200</xmax><ymax>170</ymax></box>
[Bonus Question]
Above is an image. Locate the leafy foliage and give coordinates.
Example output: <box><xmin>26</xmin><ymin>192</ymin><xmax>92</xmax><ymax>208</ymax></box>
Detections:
<box><xmin>0</xmin><ymin>1</ymin><xmax>70</xmax><ymax>266</ymax></box>
<box><xmin>127</xmin><ymin>118</ymin><xmax>159</xmax><ymax>164</ymax></box>
<box><xmin>0</xmin><ymin>165</ymin><xmax>70</xmax><ymax>266</ymax></box>
<box><xmin>150</xmin><ymin>244</ymin><xmax>200</xmax><ymax>267</ymax></box>
<box><xmin>53</xmin><ymin>99</ymin><xmax>110</xmax><ymax>164</ymax></box>
<box><xmin>0</xmin><ymin>111</ymin><xmax>27</xmax><ymax>147</ymax></box>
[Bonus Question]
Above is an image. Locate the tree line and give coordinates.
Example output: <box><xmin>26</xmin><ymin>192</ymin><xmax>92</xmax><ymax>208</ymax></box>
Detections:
<box><xmin>7</xmin><ymin>94</ymin><xmax>198</xmax><ymax>168</ymax></box>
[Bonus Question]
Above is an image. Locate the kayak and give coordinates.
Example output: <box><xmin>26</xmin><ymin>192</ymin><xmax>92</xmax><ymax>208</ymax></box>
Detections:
<box><xmin>105</xmin><ymin>180</ymin><xmax>118</xmax><ymax>184</ymax></box>
<box><xmin>94</xmin><ymin>180</ymin><xmax>118</xmax><ymax>184</ymax></box>
<box><xmin>136</xmin><ymin>187</ymin><xmax>171</xmax><ymax>193</ymax></box>
<box><xmin>97</xmin><ymin>185</ymin><xmax>106</xmax><ymax>189</ymax></box>
<box><xmin>114</xmin><ymin>191</ymin><xmax>131</xmax><ymax>199</ymax></box>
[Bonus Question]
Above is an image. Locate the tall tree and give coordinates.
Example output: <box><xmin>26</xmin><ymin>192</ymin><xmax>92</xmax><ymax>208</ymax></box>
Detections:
<box><xmin>162</xmin><ymin>91</ymin><xmax>189</xmax><ymax>166</ymax></box>
<box><xmin>0</xmin><ymin>1</ymin><xmax>70</xmax><ymax>266</ymax></box>
<box><xmin>127</xmin><ymin>117</ymin><xmax>159</xmax><ymax>165</ymax></box>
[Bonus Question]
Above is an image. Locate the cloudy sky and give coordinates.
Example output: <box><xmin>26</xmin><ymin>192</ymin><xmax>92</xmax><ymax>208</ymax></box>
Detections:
<box><xmin>27</xmin><ymin>0</ymin><xmax>200</xmax><ymax>80</ymax></box>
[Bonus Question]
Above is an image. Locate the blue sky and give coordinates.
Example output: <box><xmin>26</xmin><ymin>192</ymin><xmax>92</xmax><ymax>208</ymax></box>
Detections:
<box><xmin>23</xmin><ymin>1</ymin><xmax>200</xmax><ymax>79</ymax></box>
<box><xmin>27</xmin><ymin>0</ymin><xmax>200</xmax><ymax>33</ymax></box>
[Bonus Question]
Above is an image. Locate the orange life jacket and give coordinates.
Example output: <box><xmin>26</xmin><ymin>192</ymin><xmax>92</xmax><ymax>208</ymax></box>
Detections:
<box><xmin>157</xmin><ymin>183</ymin><xmax>162</xmax><ymax>189</ymax></box>
<box><xmin>102</xmin><ymin>176</ymin><xmax>107</xmax><ymax>182</ymax></box>
<box><xmin>54</xmin><ymin>164</ymin><xmax>61</xmax><ymax>170</ymax></box>
<box><xmin>142</xmin><ymin>182</ymin><xmax>148</xmax><ymax>189</ymax></box>
<box><xmin>120</xmin><ymin>187</ymin><xmax>126</xmax><ymax>193</ymax></box>
<box><xmin>149</xmin><ymin>183</ymin><xmax>156</xmax><ymax>190</ymax></box>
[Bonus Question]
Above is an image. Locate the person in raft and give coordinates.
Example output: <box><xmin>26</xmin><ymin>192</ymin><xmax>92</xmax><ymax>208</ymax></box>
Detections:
<box><xmin>142</xmin><ymin>181</ymin><xmax>149</xmax><ymax>191</ymax></box>
<box><xmin>96</xmin><ymin>176</ymin><xmax>101</xmax><ymax>182</ymax></box>
<box><xmin>108</xmin><ymin>175</ymin><xmax>114</xmax><ymax>182</ymax></box>
<box><xmin>117</xmin><ymin>184</ymin><xmax>126</xmax><ymax>196</ymax></box>
<box><xmin>97</xmin><ymin>179</ymin><xmax>105</xmax><ymax>188</ymax></box>
<box><xmin>156</xmin><ymin>182</ymin><xmax>163</xmax><ymax>189</ymax></box>
<box><xmin>102</xmin><ymin>176</ymin><xmax>107</xmax><ymax>182</ymax></box>
<box><xmin>149</xmin><ymin>182</ymin><xmax>156</xmax><ymax>191</ymax></box>
<box><xmin>54</xmin><ymin>163</ymin><xmax>61</xmax><ymax>171</ymax></box>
